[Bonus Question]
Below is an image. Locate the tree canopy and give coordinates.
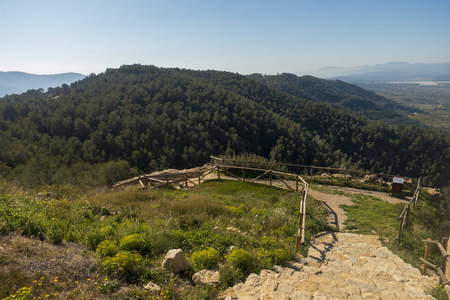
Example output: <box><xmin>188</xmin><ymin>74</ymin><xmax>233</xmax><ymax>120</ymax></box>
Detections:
<box><xmin>0</xmin><ymin>64</ymin><xmax>449</xmax><ymax>187</ymax></box>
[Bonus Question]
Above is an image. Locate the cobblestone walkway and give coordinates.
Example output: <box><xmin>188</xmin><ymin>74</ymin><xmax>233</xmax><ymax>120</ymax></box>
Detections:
<box><xmin>219</xmin><ymin>232</ymin><xmax>437</xmax><ymax>300</ymax></box>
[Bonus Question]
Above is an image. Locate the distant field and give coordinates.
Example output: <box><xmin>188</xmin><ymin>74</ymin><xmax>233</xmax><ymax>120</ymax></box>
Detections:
<box><xmin>357</xmin><ymin>82</ymin><xmax>450</xmax><ymax>133</ymax></box>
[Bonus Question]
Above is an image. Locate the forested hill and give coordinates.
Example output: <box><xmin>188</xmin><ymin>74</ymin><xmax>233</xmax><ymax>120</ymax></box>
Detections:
<box><xmin>0</xmin><ymin>64</ymin><xmax>449</xmax><ymax>187</ymax></box>
<box><xmin>247</xmin><ymin>73</ymin><xmax>421</xmax><ymax>124</ymax></box>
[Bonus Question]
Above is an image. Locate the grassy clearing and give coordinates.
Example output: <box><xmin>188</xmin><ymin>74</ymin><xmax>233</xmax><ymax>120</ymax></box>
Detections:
<box><xmin>0</xmin><ymin>179</ymin><xmax>331</xmax><ymax>299</ymax></box>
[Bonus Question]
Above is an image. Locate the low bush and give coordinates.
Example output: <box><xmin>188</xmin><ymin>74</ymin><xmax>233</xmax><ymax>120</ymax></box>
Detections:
<box><xmin>101</xmin><ymin>251</ymin><xmax>143</xmax><ymax>282</ymax></box>
<box><xmin>96</xmin><ymin>240</ymin><xmax>119</xmax><ymax>258</ymax></box>
<box><xmin>266</xmin><ymin>248</ymin><xmax>291</xmax><ymax>266</ymax></box>
<box><xmin>119</xmin><ymin>234</ymin><xmax>146</xmax><ymax>253</ymax></box>
<box><xmin>227</xmin><ymin>248</ymin><xmax>252</xmax><ymax>273</ymax></box>
<box><xmin>191</xmin><ymin>247</ymin><xmax>220</xmax><ymax>271</ymax></box>
<box><xmin>85</xmin><ymin>228</ymin><xmax>108</xmax><ymax>250</ymax></box>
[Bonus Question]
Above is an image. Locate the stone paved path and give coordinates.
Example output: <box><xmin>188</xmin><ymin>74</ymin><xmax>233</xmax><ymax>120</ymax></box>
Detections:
<box><xmin>219</xmin><ymin>232</ymin><xmax>437</xmax><ymax>300</ymax></box>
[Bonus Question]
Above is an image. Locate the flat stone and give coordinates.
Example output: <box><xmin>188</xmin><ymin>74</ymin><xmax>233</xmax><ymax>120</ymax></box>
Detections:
<box><xmin>192</xmin><ymin>269</ymin><xmax>220</xmax><ymax>286</ymax></box>
<box><xmin>143</xmin><ymin>282</ymin><xmax>161</xmax><ymax>293</ymax></box>
<box><xmin>296</xmin><ymin>279</ymin><xmax>319</xmax><ymax>293</ymax></box>
<box><xmin>218</xmin><ymin>287</ymin><xmax>237</xmax><ymax>300</ymax></box>
<box><xmin>277</xmin><ymin>283</ymin><xmax>294</xmax><ymax>294</ymax></box>
<box><xmin>245</xmin><ymin>273</ymin><xmax>262</xmax><ymax>287</ymax></box>
<box><xmin>291</xmin><ymin>290</ymin><xmax>312</xmax><ymax>300</ymax></box>
<box><xmin>261</xmin><ymin>280</ymin><xmax>278</xmax><ymax>294</ymax></box>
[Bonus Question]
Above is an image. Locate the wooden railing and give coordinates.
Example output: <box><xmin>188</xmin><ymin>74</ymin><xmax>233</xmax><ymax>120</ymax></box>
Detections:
<box><xmin>421</xmin><ymin>237</ymin><xmax>450</xmax><ymax>298</ymax></box>
<box><xmin>112</xmin><ymin>166</ymin><xmax>215</xmax><ymax>190</ymax></box>
<box><xmin>210</xmin><ymin>157</ymin><xmax>309</xmax><ymax>249</ymax></box>
<box><xmin>210</xmin><ymin>157</ymin><xmax>419</xmax><ymax>193</ymax></box>
<box><xmin>396</xmin><ymin>178</ymin><xmax>421</xmax><ymax>240</ymax></box>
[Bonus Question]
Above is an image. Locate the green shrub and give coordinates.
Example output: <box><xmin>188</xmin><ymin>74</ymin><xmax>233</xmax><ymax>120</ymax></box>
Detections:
<box><xmin>149</xmin><ymin>230</ymin><xmax>178</xmax><ymax>256</ymax></box>
<box><xmin>47</xmin><ymin>221</ymin><xmax>65</xmax><ymax>245</ymax></box>
<box><xmin>96</xmin><ymin>240</ymin><xmax>119</xmax><ymax>258</ymax></box>
<box><xmin>119</xmin><ymin>234</ymin><xmax>146</xmax><ymax>253</ymax></box>
<box><xmin>266</xmin><ymin>248</ymin><xmax>291</xmax><ymax>266</ymax></box>
<box><xmin>85</xmin><ymin>228</ymin><xmax>108</xmax><ymax>250</ymax></box>
<box><xmin>227</xmin><ymin>248</ymin><xmax>252</xmax><ymax>272</ymax></box>
<box><xmin>191</xmin><ymin>247</ymin><xmax>220</xmax><ymax>270</ymax></box>
<box><xmin>101</xmin><ymin>251</ymin><xmax>143</xmax><ymax>280</ymax></box>
<box><xmin>219</xmin><ymin>264</ymin><xmax>244</xmax><ymax>288</ymax></box>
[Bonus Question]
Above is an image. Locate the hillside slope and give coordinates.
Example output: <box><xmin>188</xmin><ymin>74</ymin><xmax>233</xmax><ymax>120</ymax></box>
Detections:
<box><xmin>247</xmin><ymin>73</ymin><xmax>420</xmax><ymax>124</ymax></box>
<box><xmin>0</xmin><ymin>65</ymin><xmax>449</xmax><ymax>187</ymax></box>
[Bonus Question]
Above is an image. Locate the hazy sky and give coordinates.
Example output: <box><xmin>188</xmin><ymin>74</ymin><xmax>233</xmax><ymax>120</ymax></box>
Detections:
<box><xmin>1</xmin><ymin>0</ymin><xmax>449</xmax><ymax>75</ymax></box>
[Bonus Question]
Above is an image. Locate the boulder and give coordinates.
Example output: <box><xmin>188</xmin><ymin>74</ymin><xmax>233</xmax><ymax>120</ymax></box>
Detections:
<box><xmin>192</xmin><ymin>269</ymin><xmax>220</xmax><ymax>286</ymax></box>
<box><xmin>161</xmin><ymin>249</ymin><xmax>191</xmax><ymax>273</ymax></box>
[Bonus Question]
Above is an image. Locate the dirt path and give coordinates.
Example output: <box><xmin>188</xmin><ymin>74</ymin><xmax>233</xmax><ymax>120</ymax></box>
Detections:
<box><xmin>307</xmin><ymin>189</ymin><xmax>353</xmax><ymax>231</ymax></box>
<box><xmin>317</xmin><ymin>185</ymin><xmax>409</xmax><ymax>204</ymax></box>
<box><xmin>309</xmin><ymin>185</ymin><xmax>410</xmax><ymax>231</ymax></box>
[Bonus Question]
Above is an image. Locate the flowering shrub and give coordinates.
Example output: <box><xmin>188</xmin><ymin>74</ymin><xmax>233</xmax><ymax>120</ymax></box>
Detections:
<box><xmin>96</xmin><ymin>240</ymin><xmax>119</xmax><ymax>258</ymax></box>
<box><xmin>191</xmin><ymin>247</ymin><xmax>220</xmax><ymax>270</ymax></box>
<box><xmin>101</xmin><ymin>251</ymin><xmax>143</xmax><ymax>280</ymax></box>
<box><xmin>227</xmin><ymin>248</ymin><xmax>252</xmax><ymax>271</ymax></box>
<box><xmin>119</xmin><ymin>234</ymin><xmax>145</xmax><ymax>252</ymax></box>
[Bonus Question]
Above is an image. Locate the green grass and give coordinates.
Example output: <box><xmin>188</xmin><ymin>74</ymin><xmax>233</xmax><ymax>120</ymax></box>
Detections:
<box><xmin>340</xmin><ymin>192</ymin><xmax>444</xmax><ymax>269</ymax></box>
<box><xmin>0</xmin><ymin>179</ymin><xmax>331</xmax><ymax>299</ymax></box>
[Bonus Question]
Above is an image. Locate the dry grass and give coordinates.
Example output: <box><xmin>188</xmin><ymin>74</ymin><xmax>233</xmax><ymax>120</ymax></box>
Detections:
<box><xmin>0</xmin><ymin>233</ymin><xmax>97</xmax><ymax>299</ymax></box>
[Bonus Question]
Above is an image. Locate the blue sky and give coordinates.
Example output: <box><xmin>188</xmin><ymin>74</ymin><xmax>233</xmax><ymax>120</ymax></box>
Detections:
<box><xmin>1</xmin><ymin>0</ymin><xmax>449</xmax><ymax>75</ymax></box>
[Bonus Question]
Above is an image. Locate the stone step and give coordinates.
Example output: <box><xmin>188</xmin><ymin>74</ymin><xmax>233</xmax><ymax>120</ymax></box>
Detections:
<box><xmin>219</xmin><ymin>232</ymin><xmax>437</xmax><ymax>300</ymax></box>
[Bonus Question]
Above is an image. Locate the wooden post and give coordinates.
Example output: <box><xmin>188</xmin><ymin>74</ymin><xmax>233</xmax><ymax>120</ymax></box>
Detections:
<box><xmin>422</xmin><ymin>238</ymin><xmax>432</xmax><ymax>274</ymax></box>
<box><xmin>185</xmin><ymin>176</ymin><xmax>188</xmax><ymax>187</ymax></box>
<box><xmin>440</xmin><ymin>237</ymin><xmax>448</xmax><ymax>283</ymax></box>
<box><xmin>396</xmin><ymin>216</ymin><xmax>403</xmax><ymax>241</ymax></box>
<box><xmin>296</xmin><ymin>176</ymin><xmax>299</xmax><ymax>193</ymax></box>
<box><xmin>198</xmin><ymin>174</ymin><xmax>201</xmax><ymax>186</ymax></box>
<box><xmin>242</xmin><ymin>169</ymin><xmax>245</xmax><ymax>182</ymax></box>
<box><xmin>447</xmin><ymin>234</ymin><xmax>450</xmax><ymax>282</ymax></box>
<box><xmin>217</xmin><ymin>165</ymin><xmax>221</xmax><ymax>180</ymax></box>
<box><xmin>269</xmin><ymin>172</ymin><xmax>272</xmax><ymax>186</ymax></box>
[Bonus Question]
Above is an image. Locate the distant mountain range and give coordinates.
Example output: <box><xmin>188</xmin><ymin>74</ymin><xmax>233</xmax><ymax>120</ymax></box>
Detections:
<box><xmin>309</xmin><ymin>62</ymin><xmax>450</xmax><ymax>83</ymax></box>
<box><xmin>0</xmin><ymin>71</ymin><xmax>86</xmax><ymax>97</ymax></box>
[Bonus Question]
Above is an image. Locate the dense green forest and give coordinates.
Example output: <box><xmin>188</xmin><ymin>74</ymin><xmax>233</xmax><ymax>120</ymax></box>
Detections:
<box><xmin>0</xmin><ymin>64</ymin><xmax>449</xmax><ymax>187</ymax></box>
<box><xmin>247</xmin><ymin>73</ymin><xmax>422</xmax><ymax>124</ymax></box>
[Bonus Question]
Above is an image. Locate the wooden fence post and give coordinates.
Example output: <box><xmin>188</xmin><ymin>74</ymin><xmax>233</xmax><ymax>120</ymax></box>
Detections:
<box><xmin>296</xmin><ymin>176</ymin><xmax>299</xmax><ymax>193</ymax></box>
<box><xmin>440</xmin><ymin>237</ymin><xmax>448</xmax><ymax>282</ymax></box>
<box><xmin>422</xmin><ymin>238</ymin><xmax>431</xmax><ymax>274</ymax></box>
<box><xmin>242</xmin><ymin>169</ymin><xmax>245</xmax><ymax>182</ymax></box>
<box><xmin>217</xmin><ymin>165</ymin><xmax>221</xmax><ymax>180</ymax></box>
<box><xmin>396</xmin><ymin>216</ymin><xmax>404</xmax><ymax>241</ymax></box>
<box><xmin>269</xmin><ymin>172</ymin><xmax>272</xmax><ymax>186</ymax></box>
<box><xmin>447</xmin><ymin>234</ymin><xmax>450</xmax><ymax>282</ymax></box>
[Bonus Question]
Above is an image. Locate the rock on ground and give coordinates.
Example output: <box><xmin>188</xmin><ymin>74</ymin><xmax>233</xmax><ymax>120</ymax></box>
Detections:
<box><xmin>192</xmin><ymin>269</ymin><xmax>220</xmax><ymax>286</ymax></box>
<box><xmin>161</xmin><ymin>249</ymin><xmax>191</xmax><ymax>273</ymax></box>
